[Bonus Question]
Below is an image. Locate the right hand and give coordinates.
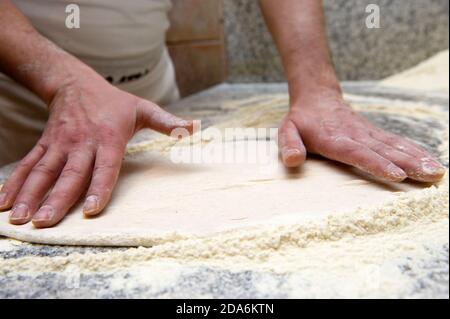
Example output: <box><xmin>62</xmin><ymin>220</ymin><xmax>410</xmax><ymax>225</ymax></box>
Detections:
<box><xmin>0</xmin><ymin>72</ymin><xmax>192</xmax><ymax>228</ymax></box>
<box><xmin>278</xmin><ymin>90</ymin><xmax>445</xmax><ymax>182</ymax></box>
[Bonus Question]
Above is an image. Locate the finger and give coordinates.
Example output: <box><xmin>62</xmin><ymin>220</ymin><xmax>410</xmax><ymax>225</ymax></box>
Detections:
<box><xmin>32</xmin><ymin>150</ymin><xmax>94</xmax><ymax>228</ymax></box>
<box><xmin>82</xmin><ymin>145</ymin><xmax>124</xmax><ymax>216</ymax></box>
<box><xmin>137</xmin><ymin>100</ymin><xmax>193</xmax><ymax>136</ymax></box>
<box><xmin>370</xmin><ymin>129</ymin><xmax>445</xmax><ymax>181</ymax></box>
<box><xmin>370</xmin><ymin>128</ymin><xmax>436</xmax><ymax>159</ymax></box>
<box><xmin>318</xmin><ymin>136</ymin><xmax>407</xmax><ymax>182</ymax></box>
<box><xmin>356</xmin><ymin>135</ymin><xmax>445</xmax><ymax>182</ymax></box>
<box><xmin>9</xmin><ymin>150</ymin><xmax>66</xmax><ymax>224</ymax></box>
<box><xmin>0</xmin><ymin>144</ymin><xmax>46</xmax><ymax>211</ymax></box>
<box><xmin>278</xmin><ymin>119</ymin><xmax>306</xmax><ymax>167</ymax></box>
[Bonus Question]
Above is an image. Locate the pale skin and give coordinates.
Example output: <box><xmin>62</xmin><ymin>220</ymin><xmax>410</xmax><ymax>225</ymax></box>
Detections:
<box><xmin>0</xmin><ymin>0</ymin><xmax>445</xmax><ymax>228</ymax></box>
<box><xmin>259</xmin><ymin>0</ymin><xmax>445</xmax><ymax>181</ymax></box>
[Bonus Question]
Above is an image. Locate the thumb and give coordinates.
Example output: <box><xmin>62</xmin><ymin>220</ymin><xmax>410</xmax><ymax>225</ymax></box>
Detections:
<box><xmin>278</xmin><ymin>118</ymin><xmax>307</xmax><ymax>168</ymax></box>
<box><xmin>136</xmin><ymin>100</ymin><xmax>193</xmax><ymax>136</ymax></box>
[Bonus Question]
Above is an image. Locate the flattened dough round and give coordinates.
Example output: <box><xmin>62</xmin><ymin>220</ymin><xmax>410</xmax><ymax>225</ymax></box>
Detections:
<box><xmin>0</xmin><ymin>140</ymin><xmax>427</xmax><ymax>246</ymax></box>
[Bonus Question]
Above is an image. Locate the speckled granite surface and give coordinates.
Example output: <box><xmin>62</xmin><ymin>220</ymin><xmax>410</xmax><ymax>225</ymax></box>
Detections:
<box><xmin>224</xmin><ymin>0</ymin><xmax>449</xmax><ymax>82</ymax></box>
<box><xmin>0</xmin><ymin>83</ymin><xmax>448</xmax><ymax>298</ymax></box>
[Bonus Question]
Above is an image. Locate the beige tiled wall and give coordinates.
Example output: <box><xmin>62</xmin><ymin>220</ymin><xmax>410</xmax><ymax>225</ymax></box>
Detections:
<box><xmin>167</xmin><ymin>0</ymin><xmax>226</xmax><ymax>97</ymax></box>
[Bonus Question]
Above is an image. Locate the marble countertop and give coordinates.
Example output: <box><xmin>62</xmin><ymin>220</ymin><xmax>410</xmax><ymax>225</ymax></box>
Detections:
<box><xmin>0</xmin><ymin>82</ymin><xmax>448</xmax><ymax>298</ymax></box>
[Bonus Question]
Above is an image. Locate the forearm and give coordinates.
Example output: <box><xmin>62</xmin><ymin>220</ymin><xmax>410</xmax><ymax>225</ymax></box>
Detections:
<box><xmin>0</xmin><ymin>0</ymin><xmax>100</xmax><ymax>104</ymax></box>
<box><xmin>259</xmin><ymin>0</ymin><xmax>341</xmax><ymax>103</ymax></box>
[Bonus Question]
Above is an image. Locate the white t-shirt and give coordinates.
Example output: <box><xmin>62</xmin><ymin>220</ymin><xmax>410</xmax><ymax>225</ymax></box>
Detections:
<box><xmin>10</xmin><ymin>0</ymin><xmax>178</xmax><ymax>103</ymax></box>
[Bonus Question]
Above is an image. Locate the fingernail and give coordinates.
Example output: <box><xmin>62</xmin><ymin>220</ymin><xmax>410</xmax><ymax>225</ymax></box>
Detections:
<box><xmin>422</xmin><ymin>160</ymin><xmax>445</xmax><ymax>175</ymax></box>
<box><xmin>9</xmin><ymin>203</ymin><xmax>30</xmax><ymax>221</ymax></box>
<box><xmin>285</xmin><ymin>148</ymin><xmax>301</xmax><ymax>156</ymax></box>
<box><xmin>33</xmin><ymin>205</ymin><xmax>55</xmax><ymax>222</ymax></box>
<box><xmin>282</xmin><ymin>149</ymin><xmax>303</xmax><ymax>167</ymax></box>
<box><xmin>83</xmin><ymin>195</ymin><xmax>99</xmax><ymax>214</ymax></box>
<box><xmin>0</xmin><ymin>192</ymin><xmax>8</xmax><ymax>209</ymax></box>
<box><xmin>282</xmin><ymin>149</ymin><xmax>301</xmax><ymax>160</ymax></box>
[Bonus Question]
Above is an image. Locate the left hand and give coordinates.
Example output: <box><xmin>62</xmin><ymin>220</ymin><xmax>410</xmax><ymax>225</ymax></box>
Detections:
<box><xmin>278</xmin><ymin>91</ymin><xmax>445</xmax><ymax>182</ymax></box>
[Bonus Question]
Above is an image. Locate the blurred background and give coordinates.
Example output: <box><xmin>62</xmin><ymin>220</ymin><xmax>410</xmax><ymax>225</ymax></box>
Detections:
<box><xmin>166</xmin><ymin>0</ymin><xmax>449</xmax><ymax>97</ymax></box>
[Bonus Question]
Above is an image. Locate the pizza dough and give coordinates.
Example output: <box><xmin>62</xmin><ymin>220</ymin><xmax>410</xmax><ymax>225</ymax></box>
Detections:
<box><xmin>0</xmin><ymin>136</ymin><xmax>440</xmax><ymax>246</ymax></box>
<box><xmin>0</xmin><ymin>51</ymin><xmax>448</xmax><ymax>249</ymax></box>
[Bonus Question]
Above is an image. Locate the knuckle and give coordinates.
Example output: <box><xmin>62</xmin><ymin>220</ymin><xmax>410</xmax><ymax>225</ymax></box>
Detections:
<box><xmin>17</xmin><ymin>158</ymin><xmax>35</xmax><ymax>172</ymax></box>
<box><xmin>371</xmin><ymin>142</ymin><xmax>386</xmax><ymax>152</ymax></box>
<box><xmin>320</xmin><ymin>119</ymin><xmax>341</xmax><ymax>135</ymax></box>
<box><xmin>50</xmin><ymin>121</ymin><xmax>92</xmax><ymax>147</ymax></box>
<box><xmin>94</xmin><ymin>162</ymin><xmax>120</xmax><ymax>175</ymax></box>
<box><xmin>2</xmin><ymin>176</ymin><xmax>20</xmax><ymax>194</ymax></box>
<box><xmin>98</xmin><ymin>125</ymin><xmax>127</xmax><ymax>148</ymax></box>
<box><xmin>383</xmin><ymin>132</ymin><xmax>401</xmax><ymax>144</ymax></box>
<box><xmin>322</xmin><ymin>135</ymin><xmax>348</xmax><ymax>148</ymax></box>
<box><xmin>17</xmin><ymin>145</ymin><xmax>46</xmax><ymax>170</ymax></box>
<box><xmin>99</xmin><ymin>124</ymin><xmax>117</xmax><ymax>139</ymax></box>
<box><xmin>35</xmin><ymin>142</ymin><xmax>48</xmax><ymax>154</ymax></box>
<box><xmin>58</xmin><ymin>126</ymin><xmax>93</xmax><ymax>146</ymax></box>
<box><xmin>67</xmin><ymin>131</ymin><xmax>89</xmax><ymax>145</ymax></box>
<box><xmin>329</xmin><ymin>137</ymin><xmax>358</xmax><ymax>157</ymax></box>
<box><xmin>386</xmin><ymin>136</ymin><xmax>399</xmax><ymax>145</ymax></box>
<box><xmin>61</xmin><ymin>165</ymin><xmax>86</xmax><ymax>180</ymax></box>
<box><xmin>33</xmin><ymin>162</ymin><xmax>59</xmax><ymax>177</ymax></box>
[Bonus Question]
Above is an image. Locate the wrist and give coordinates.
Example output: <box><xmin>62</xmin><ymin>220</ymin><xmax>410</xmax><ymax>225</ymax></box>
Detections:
<box><xmin>287</xmin><ymin>69</ymin><xmax>342</xmax><ymax>107</ymax></box>
<box><xmin>288</xmin><ymin>79</ymin><xmax>347</xmax><ymax>112</ymax></box>
<box><xmin>37</xmin><ymin>55</ymin><xmax>105</xmax><ymax>105</ymax></box>
<box><xmin>289</xmin><ymin>83</ymin><xmax>344</xmax><ymax>111</ymax></box>
<box><xmin>13</xmin><ymin>35</ymin><xmax>105</xmax><ymax>105</ymax></box>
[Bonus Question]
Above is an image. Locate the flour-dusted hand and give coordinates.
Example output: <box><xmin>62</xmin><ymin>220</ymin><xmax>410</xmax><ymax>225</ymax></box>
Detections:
<box><xmin>259</xmin><ymin>0</ymin><xmax>445</xmax><ymax>182</ymax></box>
<box><xmin>0</xmin><ymin>73</ymin><xmax>192</xmax><ymax>228</ymax></box>
<box><xmin>0</xmin><ymin>1</ymin><xmax>191</xmax><ymax>228</ymax></box>
<box><xmin>278</xmin><ymin>91</ymin><xmax>445</xmax><ymax>182</ymax></box>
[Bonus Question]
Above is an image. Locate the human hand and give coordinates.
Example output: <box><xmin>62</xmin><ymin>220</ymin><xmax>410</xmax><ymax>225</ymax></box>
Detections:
<box><xmin>278</xmin><ymin>91</ymin><xmax>445</xmax><ymax>182</ymax></box>
<box><xmin>0</xmin><ymin>73</ymin><xmax>192</xmax><ymax>228</ymax></box>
